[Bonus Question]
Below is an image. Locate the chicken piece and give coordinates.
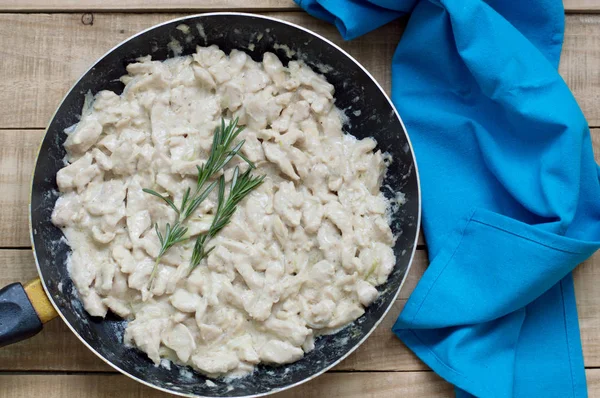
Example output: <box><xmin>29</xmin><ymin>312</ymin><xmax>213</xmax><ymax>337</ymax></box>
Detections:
<box><xmin>64</xmin><ymin>117</ymin><xmax>103</xmax><ymax>155</ymax></box>
<box><xmin>170</xmin><ymin>289</ymin><xmax>203</xmax><ymax>313</ymax></box>
<box><xmin>259</xmin><ymin>340</ymin><xmax>304</xmax><ymax>364</ymax></box>
<box><xmin>162</xmin><ymin>323</ymin><xmax>196</xmax><ymax>362</ymax></box>
<box><xmin>102</xmin><ymin>296</ymin><xmax>132</xmax><ymax>318</ymax></box>
<box><xmin>358</xmin><ymin>242</ymin><xmax>396</xmax><ymax>285</ymax></box>
<box><xmin>327</xmin><ymin>300</ymin><xmax>365</xmax><ymax>329</ymax></box>
<box><xmin>240</xmin><ymin>131</ymin><xmax>265</xmax><ymax>162</ymax></box>
<box><xmin>227</xmin><ymin>334</ymin><xmax>260</xmax><ymax>364</ymax></box>
<box><xmin>198</xmin><ymin>323</ymin><xmax>222</xmax><ymax>343</ymax></box>
<box><xmin>262</xmin><ymin>142</ymin><xmax>299</xmax><ymax>180</ymax></box>
<box><xmin>69</xmin><ymin>250</ymin><xmax>96</xmax><ymax>296</ymax></box>
<box><xmin>301</xmin><ymin>196</ymin><xmax>324</xmax><ymax>234</ymax></box>
<box><xmin>191</xmin><ymin>350</ymin><xmax>239</xmax><ymax>375</ymax></box>
<box><xmin>273</xmin><ymin>181</ymin><xmax>303</xmax><ymax>227</ymax></box>
<box><xmin>51</xmin><ymin>192</ymin><xmax>84</xmax><ymax>227</ymax></box>
<box><xmin>262</xmin><ymin>52</ymin><xmax>287</xmax><ymax>87</ymax></box>
<box><xmin>264</xmin><ymin>317</ymin><xmax>310</xmax><ymax>346</ymax></box>
<box><xmin>192</xmin><ymin>45</ymin><xmax>226</xmax><ymax>68</ymax></box>
<box><xmin>125</xmin><ymin>318</ymin><xmax>170</xmax><ymax>364</ymax></box>
<box><xmin>56</xmin><ymin>153</ymin><xmax>100</xmax><ymax>192</ymax></box>
<box><xmin>81</xmin><ymin>289</ymin><xmax>108</xmax><ymax>317</ymax></box>
<box><xmin>317</xmin><ymin>221</ymin><xmax>342</xmax><ymax>265</ymax></box>
<box><xmin>192</xmin><ymin>64</ymin><xmax>217</xmax><ymax>88</ymax></box>
<box><xmin>304</xmin><ymin>299</ymin><xmax>336</xmax><ymax>328</ymax></box>
<box><xmin>243</xmin><ymin>87</ymin><xmax>283</xmax><ymax>130</ymax></box>
<box><xmin>356</xmin><ymin>280</ymin><xmax>379</xmax><ymax>306</ymax></box>
<box><xmin>83</xmin><ymin>180</ymin><xmax>126</xmax><ymax>216</ymax></box>
<box><xmin>323</xmin><ymin>201</ymin><xmax>353</xmax><ymax>236</ymax></box>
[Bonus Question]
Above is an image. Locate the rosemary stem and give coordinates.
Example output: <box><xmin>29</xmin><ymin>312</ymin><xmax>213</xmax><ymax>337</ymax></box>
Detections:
<box><xmin>142</xmin><ymin>117</ymin><xmax>262</xmax><ymax>287</ymax></box>
<box><xmin>147</xmin><ymin>257</ymin><xmax>161</xmax><ymax>290</ymax></box>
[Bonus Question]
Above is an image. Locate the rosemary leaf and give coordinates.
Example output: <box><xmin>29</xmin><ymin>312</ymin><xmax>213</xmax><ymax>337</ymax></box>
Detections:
<box><xmin>142</xmin><ymin>188</ymin><xmax>180</xmax><ymax>215</ymax></box>
<box><xmin>190</xmin><ymin>166</ymin><xmax>265</xmax><ymax>269</ymax></box>
<box><xmin>142</xmin><ymin>117</ymin><xmax>262</xmax><ymax>288</ymax></box>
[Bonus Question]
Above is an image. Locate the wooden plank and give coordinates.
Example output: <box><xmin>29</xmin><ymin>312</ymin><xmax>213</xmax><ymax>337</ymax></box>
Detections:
<box><xmin>0</xmin><ymin>16</ymin><xmax>597</xmax><ymax>245</ymax></box>
<box><xmin>0</xmin><ymin>128</ymin><xmax>423</xmax><ymax>248</ymax></box>
<box><xmin>3</xmin><ymin>129</ymin><xmax>599</xmax><ymax>248</ymax></box>
<box><xmin>0</xmin><ymin>14</ymin><xmax>598</xmax><ymax>128</ymax></box>
<box><xmin>0</xmin><ymin>130</ymin><xmax>42</xmax><ymax>248</ymax></box>
<box><xmin>560</xmin><ymin>15</ymin><xmax>600</xmax><ymax>126</ymax></box>
<box><xmin>2</xmin><ymin>369</ymin><xmax>600</xmax><ymax>398</ymax></box>
<box><xmin>0</xmin><ymin>249</ymin><xmax>425</xmax><ymax>371</ymax></box>
<box><xmin>0</xmin><ymin>13</ymin><xmax>598</xmax><ymax>128</ymax></box>
<box><xmin>2</xmin><ymin>248</ymin><xmax>600</xmax><ymax>371</ymax></box>
<box><xmin>0</xmin><ymin>12</ymin><xmax>401</xmax><ymax>129</ymax></box>
<box><xmin>0</xmin><ymin>0</ymin><xmax>298</xmax><ymax>12</ymax></box>
<box><xmin>574</xmin><ymin>250</ymin><xmax>600</xmax><ymax>368</ymax></box>
<box><xmin>0</xmin><ymin>0</ymin><xmax>592</xmax><ymax>12</ymax></box>
<box><xmin>588</xmin><ymin>369</ymin><xmax>600</xmax><ymax>394</ymax></box>
<box><xmin>334</xmin><ymin>299</ymin><xmax>425</xmax><ymax>371</ymax></box>
<box><xmin>593</xmin><ymin>126</ymin><xmax>600</xmax><ymax>164</ymax></box>
<box><xmin>0</xmin><ymin>11</ymin><xmax>599</xmax><ymax>384</ymax></box>
<box><xmin>0</xmin><ymin>372</ymin><xmax>454</xmax><ymax>398</ymax></box>
<box><xmin>0</xmin><ymin>130</ymin><xmax>424</xmax><ymax>248</ymax></box>
<box><xmin>0</xmin><ymin>129</ymin><xmax>597</xmax><ymax>372</ymax></box>
<box><xmin>0</xmin><ymin>250</ymin><xmax>110</xmax><ymax>371</ymax></box>
<box><xmin>565</xmin><ymin>0</ymin><xmax>600</xmax><ymax>13</ymax></box>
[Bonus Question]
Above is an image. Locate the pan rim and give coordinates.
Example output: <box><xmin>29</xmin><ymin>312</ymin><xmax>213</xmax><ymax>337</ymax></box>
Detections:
<box><xmin>29</xmin><ymin>11</ymin><xmax>422</xmax><ymax>398</ymax></box>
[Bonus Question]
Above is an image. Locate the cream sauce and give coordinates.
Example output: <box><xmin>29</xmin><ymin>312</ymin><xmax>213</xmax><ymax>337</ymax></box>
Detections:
<box><xmin>52</xmin><ymin>45</ymin><xmax>396</xmax><ymax>377</ymax></box>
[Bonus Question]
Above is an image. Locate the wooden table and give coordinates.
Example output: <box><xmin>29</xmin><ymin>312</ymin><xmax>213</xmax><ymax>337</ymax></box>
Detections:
<box><xmin>0</xmin><ymin>1</ymin><xmax>599</xmax><ymax>397</ymax></box>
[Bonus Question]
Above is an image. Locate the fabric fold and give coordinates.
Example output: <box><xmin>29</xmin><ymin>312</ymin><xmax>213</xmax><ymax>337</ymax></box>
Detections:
<box><xmin>398</xmin><ymin>208</ymin><xmax>598</xmax><ymax>327</ymax></box>
<box><xmin>295</xmin><ymin>0</ymin><xmax>600</xmax><ymax>396</ymax></box>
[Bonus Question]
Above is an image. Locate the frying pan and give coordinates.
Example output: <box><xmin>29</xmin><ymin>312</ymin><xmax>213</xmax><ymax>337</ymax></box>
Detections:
<box><xmin>0</xmin><ymin>13</ymin><xmax>420</xmax><ymax>397</ymax></box>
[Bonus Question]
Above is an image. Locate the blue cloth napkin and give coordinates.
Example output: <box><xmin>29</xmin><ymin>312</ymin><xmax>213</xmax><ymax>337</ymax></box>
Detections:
<box><xmin>295</xmin><ymin>0</ymin><xmax>600</xmax><ymax>396</ymax></box>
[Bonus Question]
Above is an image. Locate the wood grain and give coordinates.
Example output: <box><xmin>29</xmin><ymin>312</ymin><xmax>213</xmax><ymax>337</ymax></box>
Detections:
<box><xmin>2</xmin><ymin>14</ymin><xmax>600</xmax><ymax>128</ymax></box>
<box><xmin>0</xmin><ymin>126</ymin><xmax>422</xmax><ymax>247</ymax></box>
<box><xmin>0</xmin><ymin>0</ymin><xmax>299</xmax><ymax>12</ymax></box>
<box><xmin>0</xmin><ymin>130</ymin><xmax>427</xmax><ymax>249</ymax></box>
<box><xmin>574</xmin><ymin>250</ymin><xmax>600</xmax><ymax>369</ymax></box>
<box><xmin>0</xmin><ymin>372</ymin><xmax>454</xmax><ymax>398</ymax></box>
<box><xmin>594</xmin><ymin>127</ymin><xmax>600</xmax><ymax>164</ymax></box>
<box><xmin>564</xmin><ymin>0</ymin><xmax>600</xmax><ymax>12</ymax></box>
<box><xmin>559</xmin><ymin>15</ymin><xmax>600</xmax><ymax>127</ymax></box>
<box><xmin>0</xmin><ymin>130</ymin><xmax>41</xmax><ymax>248</ymax></box>
<box><xmin>0</xmin><ymin>9</ymin><xmax>599</xmax><ymax>397</ymax></box>
<box><xmin>0</xmin><ymin>299</ymin><xmax>427</xmax><ymax>373</ymax></box>
<box><xmin>2</xmin><ymin>369</ymin><xmax>600</xmax><ymax>398</ymax></box>
<box><xmin>1</xmin><ymin>128</ymin><xmax>598</xmax><ymax>248</ymax></box>
<box><xmin>0</xmin><ymin>249</ymin><xmax>426</xmax><ymax>371</ymax></box>
<box><xmin>1</xmin><ymin>248</ymin><xmax>599</xmax><ymax>371</ymax></box>
<box><xmin>0</xmin><ymin>12</ymin><xmax>402</xmax><ymax>129</ymax></box>
<box><xmin>0</xmin><ymin>0</ymin><xmax>593</xmax><ymax>12</ymax></box>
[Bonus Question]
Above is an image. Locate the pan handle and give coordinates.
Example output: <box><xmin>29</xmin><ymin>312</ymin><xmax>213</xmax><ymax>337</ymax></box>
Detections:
<box><xmin>0</xmin><ymin>278</ymin><xmax>58</xmax><ymax>347</ymax></box>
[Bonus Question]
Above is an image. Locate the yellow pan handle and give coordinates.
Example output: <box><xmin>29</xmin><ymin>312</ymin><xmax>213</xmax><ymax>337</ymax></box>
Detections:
<box><xmin>23</xmin><ymin>278</ymin><xmax>58</xmax><ymax>324</ymax></box>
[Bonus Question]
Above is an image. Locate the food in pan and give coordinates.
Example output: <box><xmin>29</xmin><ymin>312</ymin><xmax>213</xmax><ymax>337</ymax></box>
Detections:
<box><xmin>51</xmin><ymin>45</ymin><xmax>396</xmax><ymax>377</ymax></box>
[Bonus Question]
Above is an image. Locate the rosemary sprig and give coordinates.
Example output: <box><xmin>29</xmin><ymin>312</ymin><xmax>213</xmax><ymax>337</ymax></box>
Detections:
<box><xmin>190</xmin><ymin>166</ymin><xmax>265</xmax><ymax>269</ymax></box>
<box><xmin>147</xmin><ymin>221</ymin><xmax>188</xmax><ymax>284</ymax></box>
<box><xmin>142</xmin><ymin>117</ymin><xmax>255</xmax><ymax>288</ymax></box>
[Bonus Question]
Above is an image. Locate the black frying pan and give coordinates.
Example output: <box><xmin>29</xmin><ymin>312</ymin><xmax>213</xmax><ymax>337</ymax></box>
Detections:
<box><xmin>0</xmin><ymin>13</ymin><xmax>420</xmax><ymax>397</ymax></box>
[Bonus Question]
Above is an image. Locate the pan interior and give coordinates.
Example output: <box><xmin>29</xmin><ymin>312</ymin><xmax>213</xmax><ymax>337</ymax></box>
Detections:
<box><xmin>30</xmin><ymin>14</ymin><xmax>419</xmax><ymax>397</ymax></box>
